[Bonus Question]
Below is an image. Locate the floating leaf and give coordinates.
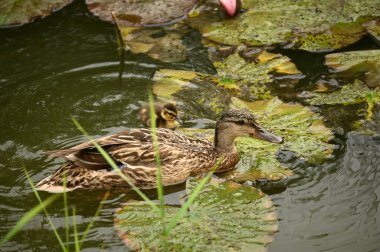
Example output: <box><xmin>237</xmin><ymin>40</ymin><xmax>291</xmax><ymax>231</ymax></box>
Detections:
<box><xmin>115</xmin><ymin>178</ymin><xmax>278</xmax><ymax>251</ymax></box>
<box><xmin>325</xmin><ymin>50</ymin><xmax>380</xmax><ymax>87</ymax></box>
<box><xmin>120</xmin><ymin>27</ymin><xmax>188</xmax><ymax>62</ymax></box>
<box><xmin>307</xmin><ymin>80</ymin><xmax>380</xmax><ymax>120</ymax></box>
<box><xmin>226</xmin><ymin>97</ymin><xmax>335</xmax><ymax>181</ymax></box>
<box><xmin>152</xmin><ymin>49</ymin><xmax>301</xmax><ymax>105</ymax></box>
<box><xmin>364</xmin><ymin>19</ymin><xmax>380</xmax><ymax>44</ymax></box>
<box><xmin>0</xmin><ymin>0</ymin><xmax>73</xmax><ymax>27</ymax></box>
<box><xmin>86</xmin><ymin>0</ymin><xmax>197</xmax><ymax>27</ymax></box>
<box><xmin>212</xmin><ymin>51</ymin><xmax>301</xmax><ymax>98</ymax></box>
<box><xmin>187</xmin><ymin>0</ymin><xmax>380</xmax><ymax>51</ymax></box>
<box><xmin>153</xmin><ymin>69</ymin><xmax>231</xmax><ymax>120</ymax></box>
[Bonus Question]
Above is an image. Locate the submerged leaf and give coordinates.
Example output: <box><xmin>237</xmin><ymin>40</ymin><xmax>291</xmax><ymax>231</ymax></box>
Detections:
<box><xmin>0</xmin><ymin>0</ymin><xmax>73</xmax><ymax>27</ymax></box>
<box><xmin>86</xmin><ymin>0</ymin><xmax>197</xmax><ymax>27</ymax></box>
<box><xmin>120</xmin><ymin>27</ymin><xmax>188</xmax><ymax>62</ymax></box>
<box><xmin>187</xmin><ymin>0</ymin><xmax>380</xmax><ymax>51</ymax></box>
<box><xmin>115</xmin><ymin>178</ymin><xmax>278</xmax><ymax>251</ymax></box>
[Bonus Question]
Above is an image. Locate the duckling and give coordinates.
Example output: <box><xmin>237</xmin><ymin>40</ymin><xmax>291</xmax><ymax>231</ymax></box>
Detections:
<box><xmin>138</xmin><ymin>102</ymin><xmax>182</xmax><ymax>130</ymax></box>
<box><xmin>36</xmin><ymin>109</ymin><xmax>282</xmax><ymax>193</ymax></box>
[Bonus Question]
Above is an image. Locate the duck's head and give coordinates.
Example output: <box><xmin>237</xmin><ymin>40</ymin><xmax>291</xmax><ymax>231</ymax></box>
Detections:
<box><xmin>215</xmin><ymin>109</ymin><xmax>283</xmax><ymax>149</ymax></box>
<box><xmin>161</xmin><ymin>103</ymin><xmax>182</xmax><ymax>126</ymax></box>
<box><xmin>218</xmin><ymin>0</ymin><xmax>242</xmax><ymax>17</ymax></box>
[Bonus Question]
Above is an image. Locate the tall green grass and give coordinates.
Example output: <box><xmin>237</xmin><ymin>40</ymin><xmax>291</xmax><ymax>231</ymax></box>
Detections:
<box><xmin>1</xmin><ymin>93</ymin><xmax>219</xmax><ymax>251</ymax></box>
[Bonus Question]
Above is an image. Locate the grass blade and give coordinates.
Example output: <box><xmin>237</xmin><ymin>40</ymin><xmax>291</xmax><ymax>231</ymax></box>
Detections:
<box><xmin>71</xmin><ymin>116</ymin><xmax>159</xmax><ymax>213</ymax></box>
<box><xmin>148</xmin><ymin>92</ymin><xmax>166</xmax><ymax>235</ymax></box>
<box><xmin>22</xmin><ymin>166</ymin><xmax>67</xmax><ymax>252</ymax></box>
<box><xmin>79</xmin><ymin>191</ymin><xmax>110</xmax><ymax>248</ymax></box>
<box><xmin>72</xmin><ymin>207</ymin><xmax>80</xmax><ymax>252</ymax></box>
<box><xmin>0</xmin><ymin>194</ymin><xmax>59</xmax><ymax>246</ymax></box>
<box><xmin>63</xmin><ymin>170</ymin><xmax>70</xmax><ymax>251</ymax></box>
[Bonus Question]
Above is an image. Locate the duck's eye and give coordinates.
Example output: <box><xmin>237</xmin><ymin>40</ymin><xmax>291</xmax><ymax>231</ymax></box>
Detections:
<box><xmin>237</xmin><ymin>120</ymin><xmax>245</xmax><ymax>125</ymax></box>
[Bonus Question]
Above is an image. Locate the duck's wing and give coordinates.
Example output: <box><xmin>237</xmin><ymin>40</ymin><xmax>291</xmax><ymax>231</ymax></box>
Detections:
<box><xmin>45</xmin><ymin>128</ymin><xmax>214</xmax><ymax>172</ymax></box>
<box><xmin>45</xmin><ymin>129</ymin><xmax>152</xmax><ymax>170</ymax></box>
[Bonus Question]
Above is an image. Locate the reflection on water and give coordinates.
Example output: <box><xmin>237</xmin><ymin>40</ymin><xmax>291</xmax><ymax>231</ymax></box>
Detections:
<box><xmin>1</xmin><ymin>0</ymin><xmax>380</xmax><ymax>251</ymax></box>
<box><xmin>269</xmin><ymin>124</ymin><xmax>380</xmax><ymax>252</ymax></box>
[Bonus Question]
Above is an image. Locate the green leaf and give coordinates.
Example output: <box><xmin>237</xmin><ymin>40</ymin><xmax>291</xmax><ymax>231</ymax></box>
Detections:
<box><xmin>86</xmin><ymin>0</ymin><xmax>197</xmax><ymax>27</ymax></box>
<box><xmin>307</xmin><ymin>80</ymin><xmax>380</xmax><ymax>105</ymax></box>
<box><xmin>211</xmin><ymin>51</ymin><xmax>301</xmax><ymax>99</ymax></box>
<box><xmin>152</xmin><ymin>69</ymin><xmax>231</xmax><ymax>120</ymax></box>
<box><xmin>0</xmin><ymin>0</ymin><xmax>73</xmax><ymax>27</ymax></box>
<box><xmin>115</xmin><ymin>178</ymin><xmax>278</xmax><ymax>251</ymax></box>
<box><xmin>325</xmin><ymin>50</ymin><xmax>380</xmax><ymax>88</ymax></box>
<box><xmin>187</xmin><ymin>0</ymin><xmax>380</xmax><ymax>51</ymax></box>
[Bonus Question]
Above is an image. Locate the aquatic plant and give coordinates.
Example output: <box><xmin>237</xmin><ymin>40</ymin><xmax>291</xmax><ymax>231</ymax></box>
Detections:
<box><xmin>0</xmin><ymin>0</ymin><xmax>73</xmax><ymax>27</ymax></box>
<box><xmin>115</xmin><ymin>177</ymin><xmax>278</xmax><ymax>251</ymax></box>
<box><xmin>187</xmin><ymin>0</ymin><xmax>380</xmax><ymax>51</ymax></box>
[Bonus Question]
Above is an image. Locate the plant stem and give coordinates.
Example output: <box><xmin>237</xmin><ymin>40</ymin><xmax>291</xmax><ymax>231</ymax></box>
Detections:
<box><xmin>79</xmin><ymin>191</ymin><xmax>110</xmax><ymax>248</ymax></box>
<box><xmin>22</xmin><ymin>166</ymin><xmax>67</xmax><ymax>252</ymax></box>
<box><xmin>72</xmin><ymin>206</ymin><xmax>80</xmax><ymax>252</ymax></box>
<box><xmin>148</xmin><ymin>92</ymin><xmax>167</xmax><ymax>246</ymax></box>
<box><xmin>63</xmin><ymin>168</ymin><xmax>70</xmax><ymax>251</ymax></box>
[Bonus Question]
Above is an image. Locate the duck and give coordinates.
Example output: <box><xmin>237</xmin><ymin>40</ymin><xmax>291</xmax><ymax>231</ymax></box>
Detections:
<box><xmin>36</xmin><ymin>109</ymin><xmax>282</xmax><ymax>193</ymax></box>
<box><xmin>138</xmin><ymin>102</ymin><xmax>182</xmax><ymax>130</ymax></box>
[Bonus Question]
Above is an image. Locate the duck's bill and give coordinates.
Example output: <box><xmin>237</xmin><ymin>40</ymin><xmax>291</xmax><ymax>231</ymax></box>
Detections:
<box><xmin>252</xmin><ymin>127</ymin><xmax>283</xmax><ymax>144</ymax></box>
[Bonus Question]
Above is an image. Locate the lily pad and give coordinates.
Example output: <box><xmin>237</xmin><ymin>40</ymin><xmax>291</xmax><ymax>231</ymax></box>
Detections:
<box><xmin>0</xmin><ymin>0</ymin><xmax>73</xmax><ymax>27</ymax></box>
<box><xmin>153</xmin><ymin>49</ymin><xmax>301</xmax><ymax>103</ymax></box>
<box><xmin>226</xmin><ymin>97</ymin><xmax>335</xmax><ymax>182</ymax></box>
<box><xmin>364</xmin><ymin>19</ymin><xmax>380</xmax><ymax>44</ymax></box>
<box><xmin>325</xmin><ymin>50</ymin><xmax>380</xmax><ymax>88</ymax></box>
<box><xmin>86</xmin><ymin>0</ymin><xmax>197</xmax><ymax>27</ymax></box>
<box><xmin>306</xmin><ymin>80</ymin><xmax>380</xmax><ymax>120</ymax></box>
<box><xmin>115</xmin><ymin>178</ymin><xmax>278</xmax><ymax>251</ymax></box>
<box><xmin>152</xmin><ymin>69</ymin><xmax>231</xmax><ymax>120</ymax></box>
<box><xmin>212</xmin><ymin>50</ymin><xmax>302</xmax><ymax>99</ymax></box>
<box><xmin>188</xmin><ymin>0</ymin><xmax>380</xmax><ymax>51</ymax></box>
<box><xmin>120</xmin><ymin>27</ymin><xmax>188</xmax><ymax>62</ymax></box>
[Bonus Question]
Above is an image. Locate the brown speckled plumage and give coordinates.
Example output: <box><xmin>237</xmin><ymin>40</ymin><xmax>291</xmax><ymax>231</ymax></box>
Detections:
<box><xmin>36</xmin><ymin>109</ymin><xmax>282</xmax><ymax>193</ymax></box>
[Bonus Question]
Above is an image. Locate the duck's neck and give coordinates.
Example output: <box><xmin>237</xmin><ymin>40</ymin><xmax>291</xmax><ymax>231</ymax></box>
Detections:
<box><xmin>214</xmin><ymin>122</ymin><xmax>238</xmax><ymax>153</ymax></box>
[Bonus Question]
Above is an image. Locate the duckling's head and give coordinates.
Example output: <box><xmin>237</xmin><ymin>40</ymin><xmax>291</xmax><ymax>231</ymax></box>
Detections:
<box><xmin>160</xmin><ymin>103</ymin><xmax>182</xmax><ymax>126</ymax></box>
<box><xmin>215</xmin><ymin>109</ymin><xmax>282</xmax><ymax>151</ymax></box>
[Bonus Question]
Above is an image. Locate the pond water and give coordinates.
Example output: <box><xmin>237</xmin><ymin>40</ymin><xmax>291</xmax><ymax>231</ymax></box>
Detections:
<box><xmin>1</xmin><ymin>1</ymin><xmax>380</xmax><ymax>251</ymax></box>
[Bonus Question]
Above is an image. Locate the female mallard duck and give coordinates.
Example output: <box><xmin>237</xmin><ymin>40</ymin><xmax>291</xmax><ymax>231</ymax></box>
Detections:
<box><xmin>36</xmin><ymin>109</ymin><xmax>282</xmax><ymax>193</ymax></box>
<box><xmin>138</xmin><ymin>102</ymin><xmax>182</xmax><ymax>130</ymax></box>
